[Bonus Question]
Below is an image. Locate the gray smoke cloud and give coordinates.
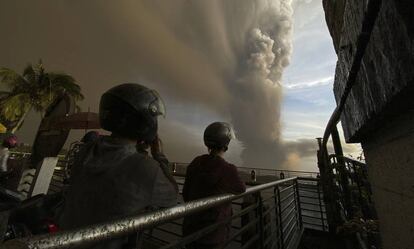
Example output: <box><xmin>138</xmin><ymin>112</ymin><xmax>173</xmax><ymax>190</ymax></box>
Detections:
<box><xmin>0</xmin><ymin>0</ymin><xmax>323</xmax><ymax>169</ymax></box>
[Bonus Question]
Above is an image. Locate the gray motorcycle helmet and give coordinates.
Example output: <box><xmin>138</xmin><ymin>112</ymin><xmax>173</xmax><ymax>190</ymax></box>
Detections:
<box><xmin>203</xmin><ymin>122</ymin><xmax>234</xmax><ymax>151</ymax></box>
<box><xmin>99</xmin><ymin>83</ymin><xmax>165</xmax><ymax>142</ymax></box>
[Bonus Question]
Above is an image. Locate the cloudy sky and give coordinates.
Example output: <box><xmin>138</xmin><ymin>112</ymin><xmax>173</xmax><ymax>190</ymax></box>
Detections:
<box><xmin>283</xmin><ymin>0</ymin><xmax>337</xmax><ymax>142</ymax></box>
<box><xmin>0</xmin><ymin>0</ymin><xmax>359</xmax><ymax>172</ymax></box>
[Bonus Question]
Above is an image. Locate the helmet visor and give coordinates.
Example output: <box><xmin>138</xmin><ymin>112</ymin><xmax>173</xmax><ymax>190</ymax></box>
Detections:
<box><xmin>148</xmin><ymin>90</ymin><xmax>166</xmax><ymax>117</ymax></box>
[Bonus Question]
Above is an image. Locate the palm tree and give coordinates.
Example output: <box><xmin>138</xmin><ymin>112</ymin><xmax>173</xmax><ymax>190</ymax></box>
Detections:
<box><xmin>0</xmin><ymin>61</ymin><xmax>84</xmax><ymax>132</ymax></box>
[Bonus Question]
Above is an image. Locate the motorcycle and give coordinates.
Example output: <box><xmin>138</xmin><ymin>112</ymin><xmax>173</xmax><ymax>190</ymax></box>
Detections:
<box><xmin>0</xmin><ymin>184</ymin><xmax>62</xmax><ymax>241</ymax></box>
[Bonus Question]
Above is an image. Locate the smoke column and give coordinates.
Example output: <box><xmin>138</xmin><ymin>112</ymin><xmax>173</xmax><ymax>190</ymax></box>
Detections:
<box><xmin>0</xmin><ymin>0</ymin><xmax>313</xmax><ymax>168</ymax></box>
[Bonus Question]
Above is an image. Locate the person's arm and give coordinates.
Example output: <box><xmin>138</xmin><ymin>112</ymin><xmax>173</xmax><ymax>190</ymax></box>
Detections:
<box><xmin>218</xmin><ymin>164</ymin><xmax>246</xmax><ymax>194</ymax></box>
<box><xmin>150</xmin><ymin>165</ymin><xmax>178</xmax><ymax>208</ymax></box>
<box><xmin>150</xmin><ymin>135</ymin><xmax>178</xmax><ymax>192</ymax></box>
<box><xmin>182</xmin><ymin>165</ymin><xmax>192</xmax><ymax>202</ymax></box>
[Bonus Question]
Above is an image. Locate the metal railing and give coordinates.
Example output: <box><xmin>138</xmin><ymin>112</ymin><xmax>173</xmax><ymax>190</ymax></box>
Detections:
<box><xmin>329</xmin><ymin>155</ymin><xmax>375</xmax><ymax>219</ymax></box>
<box><xmin>146</xmin><ymin>177</ymin><xmax>327</xmax><ymax>249</ymax></box>
<box><xmin>4</xmin><ymin>152</ymin><xmax>329</xmax><ymax>248</ymax></box>
<box><xmin>238</xmin><ymin>167</ymin><xmax>319</xmax><ymax>179</ymax></box>
<box><xmin>3</xmin><ymin>177</ymin><xmax>304</xmax><ymax>249</ymax></box>
<box><xmin>297</xmin><ymin>177</ymin><xmax>327</xmax><ymax>232</ymax></box>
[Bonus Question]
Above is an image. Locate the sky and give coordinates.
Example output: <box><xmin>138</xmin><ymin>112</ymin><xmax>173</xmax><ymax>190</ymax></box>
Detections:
<box><xmin>0</xmin><ymin>0</ymin><xmax>360</xmax><ymax>172</ymax></box>
<box><xmin>283</xmin><ymin>0</ymin><xmax>337</xmax><ymax>142</ymax></box>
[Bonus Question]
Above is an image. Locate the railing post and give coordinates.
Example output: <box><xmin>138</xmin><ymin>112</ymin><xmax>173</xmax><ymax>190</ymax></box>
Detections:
<box><xmin>316</xmin><ymin>137</ymin><xmax>342</xmax><ymax>233</ymax></box>
<box><xmin>255</xmin><ymin>192</ymin><xmax>265</xmax><ymax>249</ymax></box>
<box><xmin>276</xmin><ymin>186</ymin><xmax>284</xmax><ymax>249</ymax></box>
<box><xmin>352</xmin><ymin>163</ymin><xmax>364</xmax><ymax>208</ymax></box>
<box><xmin>316</xmin><ymin>180</ymin><xmax>326</xmax><ymax>232</ymax></box>
<box><xmin>294</xmin><ymin>179</ymin><xmax>303</xmax><ymax>230</ymax></box>
<box><xmin>273</xmin><ymin>187</ymin><xmax>281</xmax><ymax>248</ymax></box>
<box><xmin>332</xmin><ymin>126</ymin><xmax>353</xmax><ymax>218</ymax></box>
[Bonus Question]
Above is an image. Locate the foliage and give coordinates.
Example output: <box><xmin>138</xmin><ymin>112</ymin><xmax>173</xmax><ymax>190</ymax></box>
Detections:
<box><xmin>337</xmin><ymin>210</ymin><xmax>379</xmax><ymax>235</ymax></box>
<box><xmin>0</xmin><ymin>61</ymin><xmax>84</xmax><ymax>132</ymax></box>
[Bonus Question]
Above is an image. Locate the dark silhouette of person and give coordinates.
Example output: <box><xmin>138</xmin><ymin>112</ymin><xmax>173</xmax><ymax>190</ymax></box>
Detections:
<box><xmin>182</xmin><ymin>122</ymin><xmax>246</xmax><ymax>249</ymax></box>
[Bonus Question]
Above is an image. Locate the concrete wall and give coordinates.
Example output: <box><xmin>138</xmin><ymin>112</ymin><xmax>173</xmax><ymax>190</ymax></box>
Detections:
<box><xmin>362</xmin><ymin>109</ymin><xmax>414</xmax><ymax>249</ymax></box>
<box><xmin>324</xmin><ymin>0</ymin><xmax>414</xmax><ymax>143</ymax></box>
<box><xmin>323</xmin><ymin>1</ymin><xmax>414</xmax><ymax>248</ymax></box>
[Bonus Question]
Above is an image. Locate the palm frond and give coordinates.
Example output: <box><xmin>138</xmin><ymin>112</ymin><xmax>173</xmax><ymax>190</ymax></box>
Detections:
<box><xmin>22</xmin><ymin>63</ymin><xmax>37</xmax><ymax>86</ymax></box>
<box><xmin>48</xmin><ymin>73</ymin><xmax>84</xmax><ymax>100</ymax></box>
<box><xmin>0</xmin><ymin>93</ymin><xmax>31</xmax><ymax>121</ymax></box>
<box><xmin>0</xmin><ymin>61</ymin><xmax>84</xmax><ymax>131</ymax></box>
<box><xmin>0</xmin><ymin>68</ymin><xmax>29</xmax><ymax>89</ymax></box>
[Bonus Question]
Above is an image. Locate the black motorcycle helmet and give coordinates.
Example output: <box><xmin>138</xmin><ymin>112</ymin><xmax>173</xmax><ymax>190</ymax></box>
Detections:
<box><xmin>99</xmin><ymin>83</ymin><xmax>165</xmax><ymax>142</ymax></box>
<box><xmin>203</xmin><ymin>122</ymin><xmax>234</xmax><ymax>151</ymax></box>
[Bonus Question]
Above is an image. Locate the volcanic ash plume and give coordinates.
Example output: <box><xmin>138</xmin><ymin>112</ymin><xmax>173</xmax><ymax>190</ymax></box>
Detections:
<box><xmin>102</xmin><ymin>0</ymin><xmax>297</xmax><ymax>168</ymax></box>
<box><xmin>0</xmin><ymin>0</ymin><xmax>317</xmax><ymax>168</ymax></box>
<box><xmin>229</xmin><ymin>4</ymin><xmax>294</xmax><ymax>168</ymax></box>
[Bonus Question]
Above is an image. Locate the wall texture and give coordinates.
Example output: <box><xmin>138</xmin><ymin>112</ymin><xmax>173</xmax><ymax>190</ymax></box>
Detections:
<box><xmin>362</xmin><ymin>109</ymin><xmax>414</xmax><ymax>249</ymax></box>
<box><xmin>323</xmin><ymin>1</ymin><xmax>414</xmax><ymax>248</ymax></box>
<box><xmin>324</xmin><ymin>0</ymin><xmax>414</xmax><ymax>143</ymax></box>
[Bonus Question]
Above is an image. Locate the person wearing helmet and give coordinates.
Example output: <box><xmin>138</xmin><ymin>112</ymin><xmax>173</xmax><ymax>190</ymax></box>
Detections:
<box><xmin>59</xmin><ymin>83</ymin><xmax>178</xmax><ymax>249</ymax></box>
<box><xmin>0</xmin><ymin>135</ymin><xmax>17</xmax><ymax>172</ymax></box>
<box><xmin>182</xmin><ymin>122</ymin><xmax>246</xmax><ymax>249</ymax></box>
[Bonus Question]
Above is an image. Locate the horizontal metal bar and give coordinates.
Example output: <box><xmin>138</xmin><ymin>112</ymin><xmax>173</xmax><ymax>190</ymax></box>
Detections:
<box><xmin>280</xmin><ymin>184</ymin><xmax>295</xmax><ymax>193</ymax></box>
<box><xmin>143</xmin><ymin>234</ymin><xmax>169</xmax><ymax>245</ymax></box>
<box><xmin>282</xmin><ymin>207</ymin><xmax>297</xmax><ymax>224</ymax></box>
<box><xmin>4</xmin><ymin>177</ymin><xmax>298</xmax><ymax>249</ymax></box>
<box><xmin>299</xmin><ymin>191</ymin><xmax>318</xmax><ymax>196</ymax></box>
<box><xmin>298</xmin><ymin>194</ymin><xmax>321</xmax><ymax>200</ymax></box>
<box><xmin>302</xmin><ymin>221</ymin><xmax>324</xmax><ymax>227</ymax></box>
<box><xmin>297</xmin><ymin>177</ymin><xmax>319</xmax><ymax>182</ymax></box>
<box><xmin>240</xmin><ymin>234</ymin><xmax>260</xmax><ymax>249</ymax></box>
<box><xmin>300</xmin><ymin>207</ymin><xmax>325</xmax><ymax>213</ymax></box>
<box><xmin>168</xmin><ymin>220</ymin><xmax>183</xmax><ymax>226</ymax></box>
<box><xmin>281</xmin><ymin>191</ymin><xmax>295</xmax><ymax>203</ymax></box>
<box><xmin>285</xmin><ymin>227</ymin><xmax>303</xmax><ymax>249</ymax></box>
<box><xmin>300</xmin><ymin>200</ymin><xmax>325</xmax><ymax>206</ymax></box>
<box><xmin>281</xmin><ymin>199</ymin><xmax>296</xmax><ymax>213</ymax></box>
<box><xmin>283</xmin><ymin>214</ymin><xmax>297</xmax><ymax>235</ymax></box>
<box><xmin>161</xmin><ymin>200</ymin><xmax>261</xmax><ymax>249</ymax></box>
<box><xmin>231</xmin><ymin>202</ymin><xmax>243</xmax><ymax>206</ymax></box>
<box><xmin>284</xmin><ymin>222</ymin><xmax>298</xmax><ymax>244</ymax></box>
<box><xmin>262</xmin><ymin>205</ymin><xmax>276</xmax><ymax>217</ymax></box>
<box><xmin>153</xmin><ymin>227</ymin><xmax>182</xmax><ymax>237</ymax></box>
<box><xmin>264</xmin><ymin>229</ymin><xmax>279</xmax><ymax>247</ymax></box>
<box><xmin>302</xmin><ymin>214</ymin><xmax>325</xmax><ymax>220</ymax></box>
<box><xmin>261</xmin><ymin>194</ymin><xmax>277</xmax><ymax>202</ymax></box>
<box><xmin>223</xmin><ymin>219</ymin><xmax>259</xmax><ymax>247</ymax></box>
<box><xmin>238</xmin><ymin>167</ymin><xmax>318</xmax><ymax>175</ymax></box>
<box><xmin>161</xmin><ymin>216</ymin><xmax>233</xmax><ymax>248</ymax></box>
<box><xmin>232</xmin><ymin>203</ymin><xmax>259</xmax><ymax>218</ymax></box>
<box><xmin>297</xmin><ymin>184</ymin><xmax>319</xmax><ymax>190</ymax></box>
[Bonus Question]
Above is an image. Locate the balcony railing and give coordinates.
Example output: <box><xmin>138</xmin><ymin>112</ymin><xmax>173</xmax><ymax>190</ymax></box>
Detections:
<box><xmin>3</xmin><ymin>177</ymin><xmax>305</xmax><ymax>249</ymax></box>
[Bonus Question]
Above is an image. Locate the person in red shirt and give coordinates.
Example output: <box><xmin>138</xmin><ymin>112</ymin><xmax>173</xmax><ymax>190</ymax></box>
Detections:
<box><xmin>182</xmin><ymin>122</ymin><xmax>246</xmax><ymax>249</ymax></box>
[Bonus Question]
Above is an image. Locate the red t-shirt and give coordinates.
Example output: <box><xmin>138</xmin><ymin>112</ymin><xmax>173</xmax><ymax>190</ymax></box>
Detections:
<box><xmin>182</xmin><ymin>154</ymin><xmax>246</xmax><ymax>245</ymax></box>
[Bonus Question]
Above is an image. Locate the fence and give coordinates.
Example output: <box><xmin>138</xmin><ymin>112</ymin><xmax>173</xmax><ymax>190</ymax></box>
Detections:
<box><xmin>297</xmin><ymin>178</ymin><xmax>327</xmax><ymax>232</ymax></box>
<box><xmin>329</xmin><ymin>155</ymin><xmax>375</xmax><ymax>220</ymax></box>
<box><xmin>4</xmin><ymin>153</ymin><xmax>329</xmax><ymax>249</ymax></box>
<box><xmin>238</xmin><ymin>167</ymin><xmax>319</xmax><ymax>179</ymax></box>
<box><xmin>3</xmin><ymin>177</ymin><xmax>304</xmax><ymax>249</ymax></box>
